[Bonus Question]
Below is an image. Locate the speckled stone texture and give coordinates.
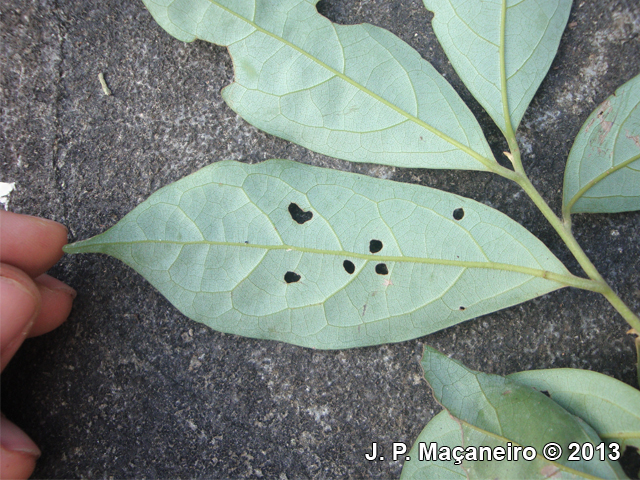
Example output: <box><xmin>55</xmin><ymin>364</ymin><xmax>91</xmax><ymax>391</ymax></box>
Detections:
<box><xmin>1</xmin><ymin>0</ymin><xmax>639</xmax><ymax>478</ymax></box>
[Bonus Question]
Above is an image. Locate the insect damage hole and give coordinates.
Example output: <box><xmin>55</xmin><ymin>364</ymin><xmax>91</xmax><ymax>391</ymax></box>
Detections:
<box><xmin>369</xmin><ymin>239</ymin><xmax>383</xmax><ymax>253</ymax></box>
<box><xmin>375</xmin><ymin>263</ymin><xmax>389</xmax><ymax>275</ymax></box>
<box><xmin>343</xmin><ymin>260</ymin><xmax>355</xmax><ymax>274</ymax></box>
<box><xmin>288</xmin><ymin>203</ymin><xmax>313</xmax><ymax>224</ymax></box>
<box><xmin>284</xmin><ymin>271</ymin><xmax>301</xmax><ymax>283</ymax></box>
<box><xmin>453</xmin><ymin>208</ymin><xmax>464</xmax><ymax>220</ymax></box>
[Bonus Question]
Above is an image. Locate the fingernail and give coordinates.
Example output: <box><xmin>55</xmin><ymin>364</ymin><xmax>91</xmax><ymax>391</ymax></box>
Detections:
<box><xmin>0</xmin><ymin>416</ymin><xmax>41</xmax><ymax>457</ymax></box>
<box><xmin>36</xmin><ymin>275</ymin><xmax>77</xmax><ymax>300</ymax></box>
<box><xmin>50</xmin><ymin>283</ymin><xmax>77</xmax><ymax>299</ymax></box>
<box><xmin>36</xmin><ymin>278</ymin><xmax>78</xmax><ymax>299</ymax></box>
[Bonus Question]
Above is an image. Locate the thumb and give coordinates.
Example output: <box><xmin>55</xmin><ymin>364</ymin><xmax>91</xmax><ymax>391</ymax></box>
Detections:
<box><xmin>0</xmin><ymin>415</ymin><xmax>40</xmax><ymax>479</ymax></box>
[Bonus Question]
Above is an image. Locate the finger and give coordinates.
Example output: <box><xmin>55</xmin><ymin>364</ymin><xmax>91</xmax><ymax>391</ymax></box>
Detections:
<box><xmin>0</xmin><ymin>264</ymin><xmax>40</xmax><ymax>372</ymax></box>
<box><xmin>0</xmin><ymin>415</ymin><xmax>40</xmax><ymax>480</ymax></box>
<box><xmin>28</xmin><ymin>274</ymin><xmax>76</xmax><ymax>337</ymax></box>
<box><xmin>0</xmin><ymin>211</ymin><xmax>68</xmax><ymax>278</ymax></box>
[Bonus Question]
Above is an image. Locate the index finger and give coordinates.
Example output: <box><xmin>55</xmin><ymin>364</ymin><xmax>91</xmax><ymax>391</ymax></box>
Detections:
<box><xmin>0</xmin><ymin>211</ymin><xmax>69</xmax><ymax>278</ymax></box>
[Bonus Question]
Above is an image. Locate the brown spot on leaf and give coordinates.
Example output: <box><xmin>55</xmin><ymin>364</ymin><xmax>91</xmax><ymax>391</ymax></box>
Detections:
<box><xmin>598</xmin><ymin>120</ymin><xmax>614</xmax><ymax>144</ymax></box>
<box><xmin>626</xmin><ymin>130</ymin><xmax>640</xmax><ymax>150</ymax></box>
<box><xmin>541</xmin><ymin>465</ymin><xmax>561</xmax><ymax>478</ymax></box>
<box><xmin>589</xmin><ymin>100</ymin><xmax>617</xmax><ymax>144</ymax></box>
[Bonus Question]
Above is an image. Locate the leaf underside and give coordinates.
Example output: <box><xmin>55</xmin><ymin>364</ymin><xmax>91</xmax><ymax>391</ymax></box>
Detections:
<box><xmin>423</xmin><ymin>0</ymin><xmax>571</xmax><ymax>135</ymax></box>
<box><xmin>141</xmin><ymin>0</ymin><xmax>495</xmax><ymax>170</ymax></box>
<box><xmin>509</xmin><ymin>368</ymin><xmax>640</xmax><ymax>451</ymax></box>
<box><xmin>402</xmin><ymin>412</ymin><xmax>592</xmax><ymax>480</ymax></box>
<box><xmin>414</xmin><ymin>347</ymin><xmax>627</xmax><ymax>479</ymax></box>
<box><xmin>563</xmin><ymin>73</ymin><xmax>640</xmax><ymax>214</ymax></box>
<box><xmin>401</xmin><ymin>411</ymin><xmax>467</xmax><ymax>480</ymax></box>
<box><xmin>64</xmin><ymin>160</ymin><xmax>569</xmax><ymax>349</ymax></box>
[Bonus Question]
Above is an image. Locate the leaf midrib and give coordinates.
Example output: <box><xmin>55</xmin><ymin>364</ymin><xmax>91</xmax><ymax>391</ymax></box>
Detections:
<box><xmin>66</xmin><ymin>238</ymin><xmax>581</xmax><ymax>287</ymax></box>
<box><xmin>195</xmin><ymin>0</ymin><xmax>495</xmax><ymax>169</ymax></box>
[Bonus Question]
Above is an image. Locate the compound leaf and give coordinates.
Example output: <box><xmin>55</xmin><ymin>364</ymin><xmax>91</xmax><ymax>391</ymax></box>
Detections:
<box><xmin>65</xmin><ymin>160</ymin><xmax>572</xmax><ymax>349</ymax></box>
<box><xmin>418</xmin><ymin>347</ymin><xmax>627</xmax><ymax>479</ymax></box>
<box><xmin>423</xmin><ymin>0</ymin><xmax>571</xmax><ymax>135</ymax></box>
<box><xmin>509</xmin><ymin>368</ymin><xmax>640</xmax><ymax>451</ymax></box>
<box><xmin>141</xmin><ymin>0</ymin><xmax>495</xmax><ymax>170</ymax></box>
<box><xmin>563</xmin><ymin>74</ymin><xmax>640</xmax><ymax>215</ymax></box>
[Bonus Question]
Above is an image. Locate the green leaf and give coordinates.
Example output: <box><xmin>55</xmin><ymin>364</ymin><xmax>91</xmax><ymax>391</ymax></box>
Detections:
<box><xmin>401</xmin><ymin>411</ymin><xmax>467</xmax><ymax>479</ymax></box>
<box><xmin>509</xmin><ymin>368</ymin><xmax>640</xmax><ymax>451</ymax></box>
<box><xmin>141</xmin><ymin>0</ymin><xmax>496</xmax><ymax>170</ymax></box>
<box><xmin>423</xmin><ymin>0</ymin><xmax>571</xmax><ymax>135</ymax></box>
<box><xmin>563</xmin><ymin>74</ymin><xmax>640</xmax><ymax>215</ymax></box>
<box><xmin>64</xmin><ymin>160</ymin><xmax>574</xmax><ymax>349</ymax></box>
<box><xmin>402</xmin><ymin>412</ymin><xmax>603</xmax><ymax>480</ymax></box>
<box><xmin>420</xmin><ymin>347</ymin><xmax>627</xmax><ymax>479</ymax></box>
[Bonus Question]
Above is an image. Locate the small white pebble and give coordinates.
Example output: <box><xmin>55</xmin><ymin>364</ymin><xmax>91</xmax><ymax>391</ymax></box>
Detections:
<box><xmin>0</xmin><ymin>182</ymin><xmax>16</xmax><ymax>210</ymax></box>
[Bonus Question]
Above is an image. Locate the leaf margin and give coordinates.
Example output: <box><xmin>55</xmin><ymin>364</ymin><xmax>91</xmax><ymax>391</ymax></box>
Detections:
<box><xmin>508</xmin><ymin>367</ymin><xmax>640</xmax><ymax>451</ymax></box>
<box><xmin>562</xmin><ymin>73</ymin><xmax>640</xmax><ymax>216</ymax></box>
<box><xmin>423</xmin><ymin>0</ymin><xmax>572</xmax><ymax>138</ymax></box>
<box><xmin>420</xmin><ymin>346</ymin><xmax>627</xmax><ymax>479</ymax></box>
<box><xmin>64</xmin><ymin>159</ymin><xmax>578</xmax><ymax>350</ymax></box>
<box><xmin>140</xmin><ymin>0</ymin><xmax>498</xmax><ymax>171</ymax></box>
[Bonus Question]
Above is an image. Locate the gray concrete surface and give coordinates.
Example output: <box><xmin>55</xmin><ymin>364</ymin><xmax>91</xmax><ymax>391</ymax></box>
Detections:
<box><xmin>1</xmin><ymin>0</ymin><xmax>639</xmax><ymax>477</ymax></box>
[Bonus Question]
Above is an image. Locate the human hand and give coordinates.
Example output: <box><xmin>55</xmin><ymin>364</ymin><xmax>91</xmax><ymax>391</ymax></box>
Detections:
<box><xmin>1</xmin><ymin>211</ymin><xmax>75</xmax><ymax>479</ymax></box>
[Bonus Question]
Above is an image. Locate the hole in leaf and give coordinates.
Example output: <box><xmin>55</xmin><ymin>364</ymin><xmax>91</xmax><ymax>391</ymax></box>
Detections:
<box><xmin>288</xmin><ymin>203</ymin><xmax>313</xmax><ymax>224</ymax></box>
<box><xmin>459</xmin><ymin>306</ymin><xmax>466</xmax><ymax>311</ymax></box>
<box><xmin>343</xmin><ymin>260</ymin><xmax>355</xmax><ymax>274</ymax></box>
<box><xmin>375</xmin><ymin>263</ymin><xmax>389</xmax><ymax>275</ymax></box>
<box><xmin>284</xmin><ymin>271</ymin><xmax>301</xmax><ymax>283</ymax></box>
<box><xmin>369</xmin><ymin>239</ymin><xmax>383</xmax><ymax>253</ymax></box>
<box><xmin>453</xmin><ymin>208</ymin><xmax>464</xmax><ymax>220</ymax></box>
